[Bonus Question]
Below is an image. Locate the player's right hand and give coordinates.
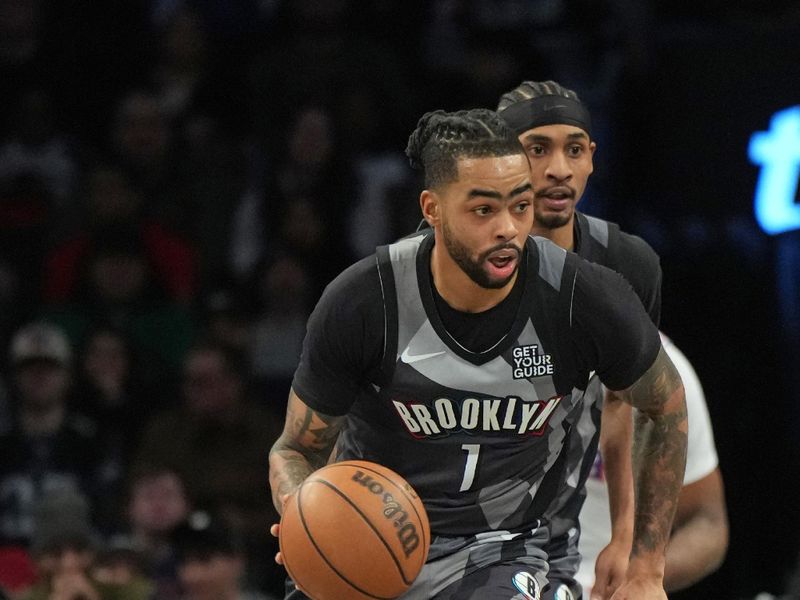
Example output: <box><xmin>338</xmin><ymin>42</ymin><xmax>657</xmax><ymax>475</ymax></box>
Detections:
<box><xmin>269</xmin><ymin>523</ymin><xmax>285</xmax><ymax>565</ymax></box>
<box><xmin>270</xmin><ymin>521</ymin><xmax>310</xmax><ymax>595</ymax></box>
<box><xmin>270</xmin><ymin>491</ymin><xmax>295</xmax><ymax>566</ymax></box>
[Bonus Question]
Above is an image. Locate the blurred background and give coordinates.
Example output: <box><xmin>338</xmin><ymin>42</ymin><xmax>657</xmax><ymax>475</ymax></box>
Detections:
<box><xmin>0</xmin><ymin>0</ymin><xmax>798</xmax><ymax>599</ymax></box>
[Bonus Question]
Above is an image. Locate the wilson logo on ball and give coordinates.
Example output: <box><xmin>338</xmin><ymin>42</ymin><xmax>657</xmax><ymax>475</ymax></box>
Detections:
<box><xmin>352</xmin><ymin>470</ymin><xmax>422</xmax><ymax>557</ymax></box>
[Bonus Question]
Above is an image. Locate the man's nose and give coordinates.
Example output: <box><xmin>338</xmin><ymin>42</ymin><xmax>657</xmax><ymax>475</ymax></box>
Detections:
<box><xmin>495</xmin><ymin>209</ymin><xmax>519</xmax><ymax>241</ymax></box>
<box><xmin>545</xmin><ymin>151</ymin><xmax>573</xmax><ymax>182</ymax></box>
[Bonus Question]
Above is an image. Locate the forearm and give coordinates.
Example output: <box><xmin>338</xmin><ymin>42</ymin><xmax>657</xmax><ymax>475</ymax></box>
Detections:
<box><xmin>268</xmin><ymin>390</ymin><xmax>345</xmax><ymax>515</ymax></box>
<box><xmin>269</xmin><ymin>438</ymin><xmax>322</xmax><ymax>514</ymax></box>
<box><xmin>629</xmin><ymin>388</ymin><xmax>687</xmax><ymax>576</ymax></box>
<box><xmin>601</xmin><ymin>394</ymin><xmax>635</xmax><ymax>548</ymax></box>
<box><xmin>617</xmin><ymin>347</ymin><xmax>688</xmax><ymax>579</ymax></box>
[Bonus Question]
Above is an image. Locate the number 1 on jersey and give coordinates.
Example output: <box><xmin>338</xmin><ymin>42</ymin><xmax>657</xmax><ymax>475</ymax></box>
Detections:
<box><xmin>460</xmin><ymin>444</ymin><xmax>480</xmax><ymax>491</ymax></box>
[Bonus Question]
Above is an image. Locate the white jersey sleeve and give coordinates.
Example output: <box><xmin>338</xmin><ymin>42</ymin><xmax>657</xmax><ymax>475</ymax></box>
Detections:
<box><xmin>576</xmin><ymin>332</ymin><xmax>719</xmax><ymax>591</ymax></box>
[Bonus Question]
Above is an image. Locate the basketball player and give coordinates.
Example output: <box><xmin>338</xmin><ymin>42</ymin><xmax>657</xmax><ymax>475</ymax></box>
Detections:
<box><xmin>269</xmin><ymin>108</ymin><xmax>687</xmax><ymax>600</ymax></box>
<box><xmin>496</xmin><ymin>80</ymin><xmax>727</xmax><ymax>598</ymax></box>
<box><xmin>577</xmin><ymin>333</ymin><xmax>727</xmax><ymax>597</ymax></box>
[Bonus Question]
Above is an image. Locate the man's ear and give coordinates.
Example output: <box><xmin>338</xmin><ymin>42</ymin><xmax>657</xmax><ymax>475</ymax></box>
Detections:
<box><xmin>420</xmin><ymin>190</ymin><xmax>440</xmax><ymax>227</ymax></box>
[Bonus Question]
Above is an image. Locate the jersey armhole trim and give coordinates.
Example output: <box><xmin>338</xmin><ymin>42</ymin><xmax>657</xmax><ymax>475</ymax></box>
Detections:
<box><xmin>376</xmin><ymin>246</ymin><xmax>398</xmax><ymax>385</ymax></box>
<box><xmin>569</xmin><ymin>266</ymin><xmax>578</xmax><ymax>328</ymax></box>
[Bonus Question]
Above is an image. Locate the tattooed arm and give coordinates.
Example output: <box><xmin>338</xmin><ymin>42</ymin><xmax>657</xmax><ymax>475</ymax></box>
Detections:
<box><xmin>269</xmin><ymin>388</ymin><xmax>347</xmax><ymax>514</ymax></box>
<box><xmin>606</xmin><ymin>345</ymin><xmax>688</xmax><ymax>599</ymax></box>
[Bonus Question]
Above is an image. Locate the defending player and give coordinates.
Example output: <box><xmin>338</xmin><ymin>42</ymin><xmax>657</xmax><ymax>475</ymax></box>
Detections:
<box><xmin>269</xmin><ymin>108</ymin><xmax>687</xmax><ymax>600</ymax></box>
<box><xmin>577</xmin><ymin>333</ymin><xmax>728</xmax><ymax>596</ymax></box>
<box><xmin>496</xmin><ymin>80</ymin><xmax>727</xmax><ymax>598</ymax></box>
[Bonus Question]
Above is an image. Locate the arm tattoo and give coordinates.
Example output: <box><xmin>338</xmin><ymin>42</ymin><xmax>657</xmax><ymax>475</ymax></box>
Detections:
<box><xmin>272</xmin><ymin>452</ymin><xmax>313</xmax><ymax>506</ymax></box>
<box><xmin>616</xmin><ymin>346</ymin><xmax>683</xmax><ymax>415</ymax></box>
<box><xmin>618</xmin><ymin>347</ymin><xmax>689</xmax><ymax>560</ymax></box>
<box><xmin>269</xmin><ymin>398</ymin><xmax>346</xmax><ymax>513</ymax></box>
<box><xmin>293</xmin><ymin>404</ymin><xmax>342</xmax><ymax>452</ymax></box>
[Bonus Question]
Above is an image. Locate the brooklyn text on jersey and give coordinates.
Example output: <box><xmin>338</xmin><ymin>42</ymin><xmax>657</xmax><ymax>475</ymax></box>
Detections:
<box><xmin>392</xmin><ymin>395</ymin><xmax>563</xmax><ymax>438</ymax></box>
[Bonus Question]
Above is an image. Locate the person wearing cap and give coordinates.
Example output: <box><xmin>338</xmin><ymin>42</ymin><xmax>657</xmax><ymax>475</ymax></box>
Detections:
<box><xmin>0</xmin><ymin>322</ymin><xmax>106</xmax><ymax>549</ymax></box>
<box><xmin>496</xmin><ymin>80</ymin><xmax>728</xmax><ymax>598</ymax></box>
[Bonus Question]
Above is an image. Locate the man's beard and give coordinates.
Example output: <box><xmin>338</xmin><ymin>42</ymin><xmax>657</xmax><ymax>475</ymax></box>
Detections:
<box><xmin>533</xmin><ymin>204</ymin><xmax>573</xmax><ymax>229</ymax></box>
<box><xmin>441</xmin><ymin>221</ymin><xmax>521</xmax><ymax>289</ymax></box>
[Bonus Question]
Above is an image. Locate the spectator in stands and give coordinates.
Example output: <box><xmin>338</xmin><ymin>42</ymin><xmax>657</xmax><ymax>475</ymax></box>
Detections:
<box><xmin>72</xmin><ymin>325</ymin><xmax>157</xmax><ymax>464</ymax></box>
<box><xmin>0</xmin><ymin>322</ymin><xmax>109</xmax><ymax>549</ymax></box>
<box><xmin>108</xmin><ymin>466</ymin><xmax>192</xmax><ymax>600</ymax></box>
<box><xmin>245</xmin><ymin>253</ymin><xmax>311</xmax><ymax>411</ymax></box>
<box><xmin>172</xmin><ymin>511</ymin><xmax>277</xmax><ymax>600</ymax></box>
<box><xmin>40</xmin><ymin>221</ymin><xmax>195</xmax><ymax>391</ymax></box>
<box><xmin>43</xmin><ymin>162</ymin><xmax>196</xmax><ymax>306</ymax></box>
<box><xmin>0</xmin><ymin>173</ymin><xmax>54</xmax><ymax>328</ymax></box>
<box><xmin>197</xmin><ymin>284</ymin><xmax>251</xmax><ymax>357</ymax></box>
<box><xmin>70</xmin><ymin>325</ymin><xmax>166</xmax><ymax>532</ymax></box>
<box><xmin>0</xmin><ymin>544</ymin><xmax>37</xmax><ymax>598</ymax></box>
<box><xmin>22</xmin><ymin>490</ymin><xmax>153</xmax><ymax>600</ymax></box>
<box><xmin>106</xmin><ymin>84</ymin><xmax>249</xmax><ymax>288</ymax></box>
<box><xmin>133</xmin><ymin>341</ymin><xmax>283</xmax><ymax>595</ymax></box>
<box><xmin>229</xmin><ymin>106</ymin><xmax>354</xmax><ymax>293</ymax></box>
<box><xmin>0</xmin><ymin>87</ymin><xmax>79</xmax><ymax>213</ymax></box>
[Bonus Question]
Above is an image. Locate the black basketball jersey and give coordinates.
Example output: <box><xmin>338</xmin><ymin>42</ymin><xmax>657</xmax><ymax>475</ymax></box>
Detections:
<box><xmin>292</xmin><ymin>230</ymin><xmax>660</xmax><ymax>536</ymax></box>
<box><xmin>572</xmin><ymin>212</ymin><xmax>661</xmax><ymax>326</ymax></box>
<box><xmin>544</xmin><ymin>212</ymin><xmax>663</xmax><ymax>578</ymax></box>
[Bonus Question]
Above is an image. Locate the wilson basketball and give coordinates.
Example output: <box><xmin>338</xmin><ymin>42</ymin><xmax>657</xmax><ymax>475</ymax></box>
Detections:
<box><xmin>279</xmin><ymin>460</ymin><xmax>430</xmax><ymax>600</ymax></box>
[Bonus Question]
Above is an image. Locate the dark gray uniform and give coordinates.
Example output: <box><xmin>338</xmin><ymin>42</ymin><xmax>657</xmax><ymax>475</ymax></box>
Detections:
<box><xmin>288</xmin><ymin>230</ymin><xmax>660</xmax><ymax>600</ymax></box>
<box><xmin>543</xmin><ymin>212</ymin><xmax>662</xmax><ymax>596</ymax></box>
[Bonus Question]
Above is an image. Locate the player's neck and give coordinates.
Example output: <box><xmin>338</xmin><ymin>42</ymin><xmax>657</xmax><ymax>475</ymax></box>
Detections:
<box><xmin>531</xmin><ymin>220</ymin><xmax>574</xmax><ymax>251</ymax></box>
<box><xmin>430</xmin><ymin>244</ymin><xmax>517</xmax><ymax>313</ymax></box>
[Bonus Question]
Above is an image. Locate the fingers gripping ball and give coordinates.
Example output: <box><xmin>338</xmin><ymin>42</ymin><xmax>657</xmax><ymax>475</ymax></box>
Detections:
<box><xmin>279</xmin><ymin>460</ymin><xmax>430</xmax><ymax>600</ymax></box>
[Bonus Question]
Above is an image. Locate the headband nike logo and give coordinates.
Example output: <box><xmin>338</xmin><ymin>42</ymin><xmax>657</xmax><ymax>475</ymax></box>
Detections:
<box><xmin>542</xmin><ymin>104</ymin><xmax>567</xmax><ymax>111</ymax></box>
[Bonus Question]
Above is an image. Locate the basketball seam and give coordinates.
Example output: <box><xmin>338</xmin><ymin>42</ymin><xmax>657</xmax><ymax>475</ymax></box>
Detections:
<box><xmin>298</xmin><ymin>480</ymin><xmax>402</xmax><ymax>599</ymax></box>
<box><xmin>334</xmin><ymin>461</ymin><xmax>430</xmax><ymax>559</ymax></box>
<box><xmin>280</xmin><ymin>493</ymin><xmax>301</xmax><ymax>592</ymax></box>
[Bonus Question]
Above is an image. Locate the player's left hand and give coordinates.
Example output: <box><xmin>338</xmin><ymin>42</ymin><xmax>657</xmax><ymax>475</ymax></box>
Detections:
<box><xmin>591</xmin><ymin>538</ymin><xmax>629</xmax><ymax>599</ymax></box>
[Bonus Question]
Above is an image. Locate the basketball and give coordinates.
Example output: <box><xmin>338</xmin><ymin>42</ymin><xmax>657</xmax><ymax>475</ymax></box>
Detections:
<box><xmin>279</xmin><ymin>460</ymin><xmax>430</xmax><ymax>600</ymax></box>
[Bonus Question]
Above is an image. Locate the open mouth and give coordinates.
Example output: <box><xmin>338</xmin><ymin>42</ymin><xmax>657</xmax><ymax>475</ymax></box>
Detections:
<box><xmin>538</xmin><ymin>186</ymin><xmax>574</xmax><ymax>199</ymax></box>
<box><xmin>489</xmin><ymin>255</ymin><xmax>514</xmax><ymax>268</ymax></box>
<box><xmin>485</xmin><ymin>248</ymin><xmax>519</xmax><ymax>279</ymax></box>
<box><xmin>538</xmin><ymin>187</ymin><xmax>574</xmax><ymax>209</ymax></box>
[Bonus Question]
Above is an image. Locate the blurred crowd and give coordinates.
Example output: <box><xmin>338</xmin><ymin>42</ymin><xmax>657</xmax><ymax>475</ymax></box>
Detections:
<box><xmin>1</xmin><ymin>0</ymin><xmax>799</xmax><ymax>599</ymax></box>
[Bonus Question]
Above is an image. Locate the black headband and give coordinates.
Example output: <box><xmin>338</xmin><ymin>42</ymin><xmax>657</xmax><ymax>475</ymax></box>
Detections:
<box><xmin>499</xmin><ymin>96</ymin><xmax>592</xmax><ymax>137</ymax></box>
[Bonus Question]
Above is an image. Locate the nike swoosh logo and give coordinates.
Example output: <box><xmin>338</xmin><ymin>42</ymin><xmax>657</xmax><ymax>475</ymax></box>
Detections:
<box><xmin>543</xmin><ymin>104</ymin><xmax>567</xmax><ymax>111</ymax></box>
<box><xmin>400</xmin><ymin>349</ymin><xmax>446</xmax><ymax>364</ymax></box>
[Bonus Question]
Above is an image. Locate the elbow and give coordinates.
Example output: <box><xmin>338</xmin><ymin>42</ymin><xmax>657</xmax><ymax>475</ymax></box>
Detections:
<box><xmin>709</xmin><ymin>512</ymin><xmax>730</xmax><ymax>574</ymax></box>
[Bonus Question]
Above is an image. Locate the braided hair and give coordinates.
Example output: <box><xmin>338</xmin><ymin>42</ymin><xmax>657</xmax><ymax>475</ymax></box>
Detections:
<box><xmin>405</xmin><ymin>108</ymin><xmax>524</xmax><ymax>189</ymax></box>
<box><xmin>496</xmin><ymin>80</ymin><xmax>581</xmax><ymax>112</ymax></box>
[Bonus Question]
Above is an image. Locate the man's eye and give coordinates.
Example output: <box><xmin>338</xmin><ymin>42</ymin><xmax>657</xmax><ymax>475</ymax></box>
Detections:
<box><xmin>515</xmin><ymin>202</ymin><xmax>531</xmax><ymax>213</ymax></box>
<box><xmin>474</xmin><ymin>206</ymin><xmax>491</xmax><ymax>215</ymax></box>
<box><xmin>568</xmin><ymin>145</ymin><xmax>583</xmax><ymax>156</ymax></box>
<box><xmin>527</xmin><ymin>145</ymin><xmax>545</xmax><ymax>156</ymax></box>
